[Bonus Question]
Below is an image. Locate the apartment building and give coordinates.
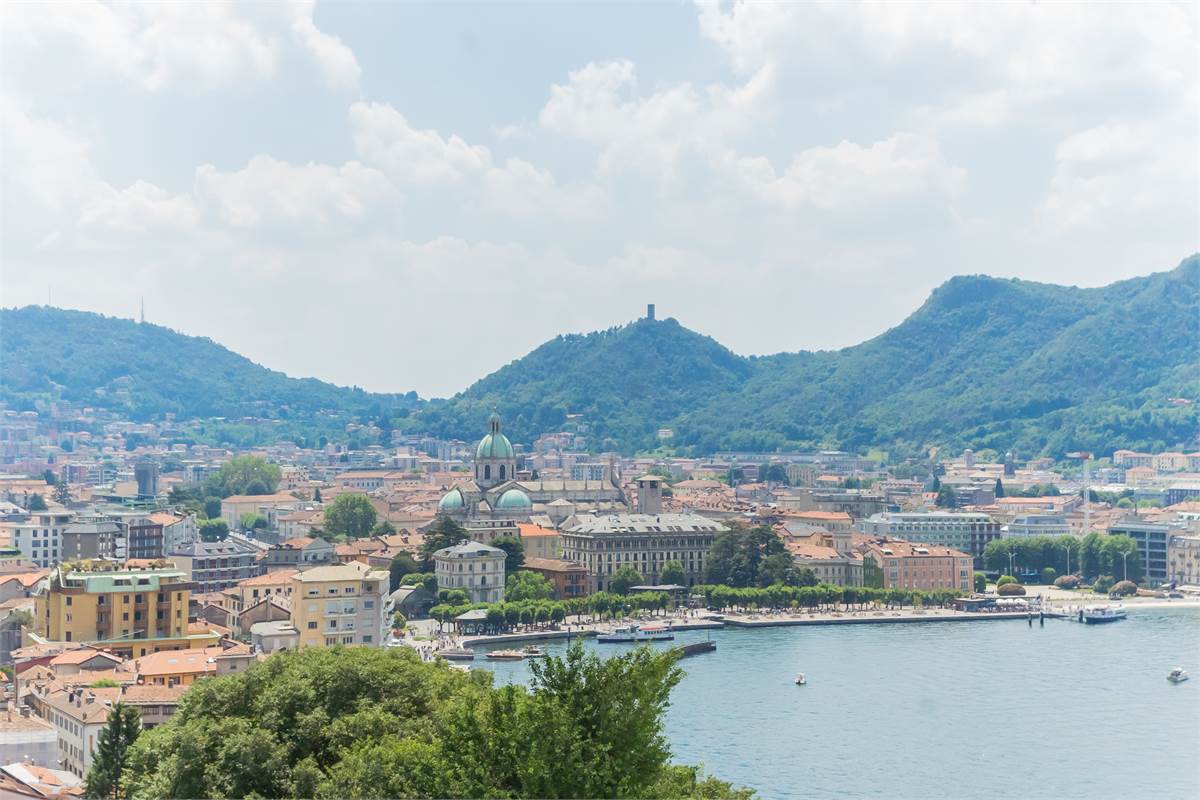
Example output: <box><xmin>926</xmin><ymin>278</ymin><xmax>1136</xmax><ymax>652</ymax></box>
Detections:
<box><xmin>0</xmin><ymin>511</ymin><xmax>74</xmax><ymax>568</ymax></box>
<box><xmin>859</xmin><ymin>512</ymin><xmax>1000</xmax><ymax>564</ymax></box>
<box><xmin>290</xmin><ymin>561</ymin><xmax>388</xmax><ymax>648</ymax></box>
<box><xmin>860</xmin><ymin>540</ymin><xmax>973</xmax><ymax>592</ymax></box>
<box><xmin>1108</xmin><ymin>520</ymin><xmax>1172</xmax><ymax>585</ymax></box>
<box><xmin>1000</xmin><ymin>515</ymin><xmax>1071</xmax><ymax>538</ymax></box>
<box><xmin>1167</xmin><ymin>534</ymin><xmax>1200</xmax><ymax>587</ymax></box>
<box><xmin>33</xmin><ymin>565</ymin><xmax>218</xmax><ymax>658</ymax></box>
<box><xmin>168</xmin><ymin>538</ymin><xmax>260</xmax><ymax>593</ymax></box>
<box><xmin>433</xmin><ymin>541</ymin><xmax>507</xmax><ymax>603</ymax></box>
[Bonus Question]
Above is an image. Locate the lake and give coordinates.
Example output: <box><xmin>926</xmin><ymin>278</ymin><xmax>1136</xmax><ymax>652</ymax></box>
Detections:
<box><xmin>476</xmin><ymin>607</ymin><xmax>1200</xmax><ymax>799</ymax></box>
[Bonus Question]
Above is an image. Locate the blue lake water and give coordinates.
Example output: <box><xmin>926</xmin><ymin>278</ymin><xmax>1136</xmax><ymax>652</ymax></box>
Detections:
<box><xmin>477</xmin><ymin>607</ymin><xmax>1200</xmax><ymax>799</ymax></box>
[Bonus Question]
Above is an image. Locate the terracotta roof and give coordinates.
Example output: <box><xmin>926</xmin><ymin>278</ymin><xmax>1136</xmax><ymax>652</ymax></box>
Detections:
<box><xmin>49</xmin><ymin>650</ymin><xmax>123</xmax><ymax>667</ymax></box>
<box><xmin>517</xmin><ymin>523</ymin><xmax>559</xmax><ymax>538</ymax></box>
<box><xmin>236</xmin><ymin>569</ymin><xmax>298</xmax><ymax>587</ymax></box>
<box><xmin>133</xmin><ymin>646</ymin><xmax>229</xmax><ymax>677</ymax></box>
<box><xmin>521</xmin><ymin>557</ymin><xmax>586</xmax><ymax>572</ymax></box>
<box><xmin>222</xmin><ymin>492</ymin><xmax>301</xmax><ymax>504</ymax></box>
<box><xmin>121</xmin><ymin>683</ymin><xmax>189</xmax><ymax>704</ymax></box>
<box><xmin>0</xmin><ymin>571</ymin><xmax>49</xmax><ymax>588</ymax></box>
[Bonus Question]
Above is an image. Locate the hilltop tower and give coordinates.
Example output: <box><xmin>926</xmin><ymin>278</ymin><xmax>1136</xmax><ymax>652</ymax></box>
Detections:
<box><xmin>636</xmin><ymin>474</ymin><xmax>664</xmax><ymax>515</ymax></box>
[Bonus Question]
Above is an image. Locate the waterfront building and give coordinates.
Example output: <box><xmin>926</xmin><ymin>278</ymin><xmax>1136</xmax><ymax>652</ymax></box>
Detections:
<box><xmin>1000</xmin><ymin>514</ymin><xmax>1071</xmax><ymax>538</ymax></box>
<box><xmin>1166</xmin><ymin>534</ymin><xmax>1200</xmax><ymax>587</ymax></box>
<box><xmin>32</xmin><ymin>564</ymin><xmax>218</xmax><ymax>658</ymax></box>
<box><xmin>433</xmin><ymin>541</ymin><xmax>506</xmax><ymax>603</ymax></box>
<box><xmin>560</xmin><ymin>509</ymin><xmax>725</xmax><ymax>593</ymax></box>
<box><xmin>860</xmin><ymin>540</ymin><xmax>973</xmax><ymax>592</ymax></box>
<box><xmin>290</xmin><ymin>561</ymin><xmax>388</xmax><ymax>648</ymax></box>
<box><xmin>1108</xmin><ymin>520</ymin><xmax>1172</xmax><ymax>584</ymax></box>
<box><xmin>519</xmin><ymin>557</ymin><xmax>589</xmax><ymax>598</ymax></box>
<box><xmin>859</xmin><ymin>512</ymin><xmax>999</xmax><ymax>564</ymax></box>
<box><xmin>786</xmin><ymin>534</ymin><xmax>864</xmax><ymax>586</ymax></box>
<box><xmin>518</xmin><ymin>522</ymin><xmax>561</xmax><ymax>560</ymax></box>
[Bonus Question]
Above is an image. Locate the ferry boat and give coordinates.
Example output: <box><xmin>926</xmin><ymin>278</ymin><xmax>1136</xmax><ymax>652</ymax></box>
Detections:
<box><xmin>485</xmin><ymin>649</ymin><xmax>527</xmax><ymax>660</ymax></box>
<box><xmin>438</xmin><ymin>647</ymin><xmax>476</xmax><ymax>661</ymax></box>
<box><xmin>1167</xmin><ymin>667</ymin><xmax>1189</xmax><ymax>683</ymax></box>
<box><xmin>1081</xmin><ymin>604</ymin><xmax>1127</xmax><ymax>624</ymax></box>
<box><xmin>596</xmin><ymin>623</ymin><xmax>675</xmax><ymax>643</ymax></box>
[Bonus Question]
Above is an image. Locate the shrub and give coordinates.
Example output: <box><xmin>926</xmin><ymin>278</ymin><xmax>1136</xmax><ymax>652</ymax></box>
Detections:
<box><xmin>997</xmin><ymin>583</ymin><xmax>1026</xmax><ymax>596</ymax></box>
<box><xmin>973</xmin><ymin>572</ymin><xmax>987</xmax><ymax>593</ymax></box>
<box><xmin>1040</xmin><ymin>567</ymin><xmax>1057</xmax><ymax>585</ymax></box>
<box><xmin>1054</xmin><ymin>575</ymin><xmax>1081</xmax><ymax>589</ymax></box>
<box><xmin>1092</xmin><ymin>575</ymin><xmax>1115</xmax><ymax>594</ymax></box>
<box><xmin>996</xmin><ymin>575</ymin><xmax>1017</xmax><ymax>588</ymax></box>
<box><xmin>1110</xmin><ymin>580</ymin><xmax>1137</xmax><ymax>596</ymax></box>
<box><xmin>391</xmin><ymin>611</ymin><xmax>407</xmax><ymax>630</ymax></box>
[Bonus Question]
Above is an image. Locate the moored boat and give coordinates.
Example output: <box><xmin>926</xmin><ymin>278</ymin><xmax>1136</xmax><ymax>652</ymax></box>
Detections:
<box><xmin>795</xmin><ymin>673</ymin><xmax>807</xmax><ymax>686</ymax></box>
<box><xmin>1167</xmin><ymin>667</ymin><xmax>1189</xmax><ymax>683</ymax></box>
<box><xmin>521</xmin><ymin>645</ymin><xmax>546</xmax><ymax>658</ymax></box>
<box><xmin>439</xmin><ymin>647</ymin><xmax>476</xmax><ymax>661</ymax></box>
<box><xmin>485</xmin><ymin>649</ymin><xmax>526</xmax><ymax>660</ymax></box>
<box><xmin>597</xmin><ymin>623</ymin><xmax>675</xmax><ymax>643</ymax></box>
<box><xmin>1081</xmin><ymin>604</ymin><xmax>1127</xmax><ymax>624</ymax></box>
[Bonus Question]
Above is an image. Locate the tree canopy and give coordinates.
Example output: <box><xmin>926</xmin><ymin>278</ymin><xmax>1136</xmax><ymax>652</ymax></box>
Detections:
<box><xmin>322</xmin><ymin>494</ymin><xmax>378</xmax><ymax>540</ymax></box>
<box><xmin>203</xmin><ymin>456</ymin><xmax>282</xmax><ymax>498</ymax></box>
<box><xmin>506</xmin><ymin>571</ymin><xmax>554</xmax><ymax>602</ymax></box>
<box><xmin>85</xmin><ymin>701</ymin><xmax>141</xmax><ymax>799</ymax></box>
<box><xmin>119</xmin><ymin>644</ymin><xmax>747</xmax><ymax>799</ymax></box>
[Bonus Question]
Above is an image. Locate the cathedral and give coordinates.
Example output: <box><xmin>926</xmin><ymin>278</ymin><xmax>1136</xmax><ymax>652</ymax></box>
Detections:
<box><xmin>436</xmin><ymin>413</ymin><xmax>629</xmax><ymax>530</ymax></box>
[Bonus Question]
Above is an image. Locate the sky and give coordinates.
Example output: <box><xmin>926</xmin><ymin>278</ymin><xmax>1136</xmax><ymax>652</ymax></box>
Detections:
<box><xmin>3</xmin><ymin>1</ymin><xmax>1197</xmax><ymax>398</ymax></box>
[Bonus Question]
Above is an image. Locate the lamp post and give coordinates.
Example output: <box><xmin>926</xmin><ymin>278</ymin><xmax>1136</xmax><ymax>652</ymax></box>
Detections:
<box><xmin>1008</xmin><ymin>550</ymin><xmax>1016</xmax><ymax>580</ymax></box>
<box><xmin>1122</xmin><ymin>551</ymin><xmax>1129</xmax><ymax>582</ymax></box>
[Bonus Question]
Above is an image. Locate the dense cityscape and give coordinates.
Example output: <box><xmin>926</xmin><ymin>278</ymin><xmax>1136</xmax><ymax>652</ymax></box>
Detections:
<box><xmin>0</xmin><ymin>391</ymin><xmax>1196</xmax><ymax>795</ymax></box>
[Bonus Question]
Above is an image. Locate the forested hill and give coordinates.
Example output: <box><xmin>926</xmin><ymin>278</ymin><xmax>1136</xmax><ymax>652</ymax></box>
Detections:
<box><xmin>422</xmin><ymin>256</ymin><xmax>1199</xmax><ymax>457</ymax></box>
<box><xmin>4</xmin><ymin>258</ymin><xmax>1196</xmax><ymax>457</ymax></box>
<box><xmin>0</xmin><ymin>307</ymin><xmax>420</xmax><ymax>421</ymax></box>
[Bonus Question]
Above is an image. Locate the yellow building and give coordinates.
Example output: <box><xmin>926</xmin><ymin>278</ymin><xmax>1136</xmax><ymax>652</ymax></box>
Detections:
<box><xmin>33</xmin><ymin>563</ymin><xmax>219</xmax><ymax>658</ymax></box>
<box><xmin>290</xmin><ymin>561</ymin><xmax>388</xmax><ymax>649</ymax></box>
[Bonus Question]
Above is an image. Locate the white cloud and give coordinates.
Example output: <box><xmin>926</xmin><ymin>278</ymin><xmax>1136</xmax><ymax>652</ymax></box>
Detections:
<box><xmin>80</xmin><ymin>181</ymin><xmax>199</xmax><ymax>234</ymax></box>
<box><xmin>350</xmin><ymin>101</ymin><xmax>491</xmax><ymax>185</ymax></box>
<box><xmin>481</xmin><ymin>159</ymin><xmax>604</xmax><ymax>220</ymax></box>
<box><xmin>194</xmin><ymin>156</ymin><xmax>395</xmax><ymax>229</ymax></box>
<box><xmin>735</xmin><ymin>133</ymin><xmax>965</xmax><ymax>211</ymax></box>
<box><xmin>2</xmin><ymin>1</ymin><xmax>361</xmax><ymax>91</ymax></box>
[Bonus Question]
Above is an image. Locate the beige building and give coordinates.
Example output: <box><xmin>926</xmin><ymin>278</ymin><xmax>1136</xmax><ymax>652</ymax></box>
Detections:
<box><xmin>433</xmin><ymin>541</ymin><xmax>506</xmax><ymax>603</ymax></box>
<box><xmin>1167</xmin><ymin>534</ymin><xmax>1200</xmax><ymax>587</ymax></box>
<box><xmin>786</xmin><ymin>532</ymin><xmax>864</xmax><ymax>587</ymax></box>
<box><xmin>33</xmin><ymin>564</ymin><xmax>218</xmax><ymax>659</ymax></box>
<box><xmin>518</xmin><ymin>523</ymin><xmax>561</xmax><ymax>560</ymax></box>
<box><xmin>220</xmin><ymin>492</ymin><xmax>304</xmax><ymax>527</ymax></box>
<box><xmin>290</xmin><ymin>561</ymin><xmax>388</xmax><ymax>648</ymax></box>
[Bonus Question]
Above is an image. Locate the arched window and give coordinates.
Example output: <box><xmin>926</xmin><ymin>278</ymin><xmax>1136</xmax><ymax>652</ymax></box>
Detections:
<box><xmin>484</xmin><ymin>465</ymin><xmax>491</xmax><ymax>480</ymax></box>
<box><xmin>500</xmin><ymin>465</ymin><xmax>506</xmax><ymax>480</ymax></box>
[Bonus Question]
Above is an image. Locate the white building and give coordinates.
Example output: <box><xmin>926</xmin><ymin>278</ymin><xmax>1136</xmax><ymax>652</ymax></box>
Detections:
<box><xmin>434</xmin><ymin>541</ymin><xmax>506</xmax><ymax>604</ymax></box>
<box><xmin>1000</xmin><ymin>514</ymin><xmax>1072</xmax><ymax>538</ymax></box>
<box><xmin>0</xmin><ymin>512</ymin><xmax>74</xmax><ymax>568</ymax></box>
<box><xmin>859</xmin><ymin>511</ymin><xmax>1000</xmax><ymax>562</ymax></box>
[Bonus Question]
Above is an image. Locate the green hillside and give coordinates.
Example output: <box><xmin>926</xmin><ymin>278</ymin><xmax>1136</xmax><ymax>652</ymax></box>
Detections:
<box><xmin>425</xmin><ymin>257</ymin><xmax>1199</xmax><ymax>457</ymax></box>
<box><xmin>0</xmin><ymin>307</ymin><xmax>420</xmax><ymax>422</ymax></box>
<box><xmin>3</xmin><ymin>257</ymin><xmax>1196</xmax><ymax>458</ymax></box>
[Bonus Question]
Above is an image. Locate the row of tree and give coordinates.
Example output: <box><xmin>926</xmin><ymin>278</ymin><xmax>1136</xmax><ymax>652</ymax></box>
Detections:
<box><xmin>698</xmin><ymin>583</ymin><xmax>965</xmax><ymax>612</ymax></box>
<box><xmin>981</xmin><ymin>534</ymin><xmax>1144</xmax><ymax>583</ymax></box>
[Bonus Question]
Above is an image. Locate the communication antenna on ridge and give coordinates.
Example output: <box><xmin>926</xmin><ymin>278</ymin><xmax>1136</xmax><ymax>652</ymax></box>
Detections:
<box><xmin>140</xmin><ymin>296</ymin><xmax>145</xmax><ymax>324</ymax></box>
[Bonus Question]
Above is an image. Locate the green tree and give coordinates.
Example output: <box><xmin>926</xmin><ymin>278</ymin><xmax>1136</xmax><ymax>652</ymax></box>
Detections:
<box><xmin>388</xmin><ymin>552</ymin><xmax>419</xmax><ymax>592</ymax></box>
<box><xmin>85</xmin><ymin>701</ymin><xmax>141</xmax><ymax>799</ymax></box>
<box><xmin>659</xmin><ymin>560</ymin><xmax>686</xmax><ymax>586</ymax></box>
<box><xmin>198</xmin><ymin>519</ymin><xmax>229</xmax><ymax>542</ymax></box>
<box><xmin>973</xmin><ymin>572</ymin><xmax>987</xmax><ymax>593</ymax></box>
<box><xmin>203</xmin><ymin>456</ymin><xmax>281</xmax><ymax>498</ymax></box>
<box><xmin>506</xmin><ymin>571</ymin><xmax>553</xmax><ymax>602</ymax></box>
<box><xmin>371</xmin><ymin>520</ymin><xmax>397</xmax><ymax>537</ymax></box>
<box><xmin>1040</xmin><ymin>567</ymin><xmax>1058</xmax><ymax>585</ymax></box>
<box><xmin>491</xmin><ymin>535</ymin><xmax>525</xmax><ymax>576</ymax></box>
<box><xmin>313</xmin><ymin>487</ymin><xmax>323</xmax><ymax>502</ymax></box>
<box><xmin>757</xmin><ymin>552</ymin><xmax>799</xmax><ymax>587</ymax></box>
<box><xmin>202</xmin><ymin>496</ymin><xmax>222</xmax><ymax>519</ymax></box>
<box><xmin>420</xmin><ymin>517</ymin><xmax>468</xmax><ymax>569</ymax></box>
<box><xmin>323</xmin><ymin>494</ymin><xmax>378</xmax><ymax>540</ymax></box>
<box><xmin>609</xmin><ymin>565</ymin><xmax>643</xmax><ymax>595</ymax></box>
<box><xmin>43</xmin><ymin>469</ymin><xmax>55</xmax><ymax>484</ymax></box>
<box><xmin>994</xmin><ymin>478</ymin><xmax>1005</xmax><ymax>498</ymax></box>
<box><xmin>935</xmin><ymin>484</ymin><xmax>958</xmax><ymax>508</ymax></box>
<box><xmin>239</xmin><ymin>513</ymin><xmax>267</xmax><ymax>531</ymax></box>
<box><xmin>53</xmin><ymin>479</ymin><xmax>71</xmax><ymax>505</ymax></box>
<box><xmin>26</xmin><ymin>493</ymin><xmax>47</xmax><ymax>511</ymax></box>
<box><xmin>996</xmin><ymin>575</ymin><xmax>1017</xmax><ymax>587</ymax></box>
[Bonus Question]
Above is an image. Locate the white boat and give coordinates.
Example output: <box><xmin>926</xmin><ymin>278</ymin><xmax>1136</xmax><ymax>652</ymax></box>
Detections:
<box><xmin>1081</xmin><ymin>604</ymin><xmax>1127</xmax><ymax>624</ymax></box>
<box><xmin>1167</xmin><ymin>667</ymin><xmax>1189</xmax><ymax>683</ymax></box>
<box><xmin>795</xmin><ymin>673</ymin><xmax>807</xmax><ymax>686</ymax></box>
<box><xmin>596</xmin><ymin>623</ymin><xmax>675</xmax><ymax>643</ymax></box>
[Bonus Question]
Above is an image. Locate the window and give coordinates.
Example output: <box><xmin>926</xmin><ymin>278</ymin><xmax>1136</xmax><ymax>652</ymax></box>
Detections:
<box><xmin>307</xmin><ymin>621</ymin><xmax>317</xmax><ymax>630</ymax></box>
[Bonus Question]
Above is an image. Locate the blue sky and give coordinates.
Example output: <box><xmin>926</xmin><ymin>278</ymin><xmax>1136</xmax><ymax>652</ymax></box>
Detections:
<box><xmin>3</xmin><ymin>1</ymin><xmax>1197</xmax><ymax>397</ymax></box>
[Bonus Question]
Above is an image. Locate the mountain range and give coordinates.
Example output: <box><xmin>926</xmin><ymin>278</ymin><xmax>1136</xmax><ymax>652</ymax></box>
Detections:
<box><xmin>3</xmin><ymin>256</ymin><xmax>1197</xmax><ymax>458</ymax></box>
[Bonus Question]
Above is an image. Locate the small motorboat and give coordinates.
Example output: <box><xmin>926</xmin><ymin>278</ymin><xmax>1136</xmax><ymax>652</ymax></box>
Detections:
<box><xmin>439</xmin><ymin>647</ymin><xmax>476</xmax><ymax>661</ymax></box>
<box><xmin>485</xmin><ymin>649</ymin><xmax>526</xmax><ymax>661</ymax></box>
<box><xmin>521</xmin><ymin>645</ymin><xmax>546</xmax><ymax>658</ymax></box>
<box><xmin>795</xmin><ymin>673</ymin><xmax>807</xmax><ymax>686</ymax></box>
<box><xmin>1167</xmin><ymin>667</ymin><xmax>1189</xmax><ymax>684</ymax></box>
<box><xmin>1081</xmin><ymin>604</ymin><xmax>1127</xmax><ymax>624</ymax></box>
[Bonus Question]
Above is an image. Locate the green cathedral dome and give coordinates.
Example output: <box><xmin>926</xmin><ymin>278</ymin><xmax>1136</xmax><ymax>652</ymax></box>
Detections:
<box><xmin>496</xmin><ymin>488</ymin><xmax>532</xmax><ymax>509</ymax></box>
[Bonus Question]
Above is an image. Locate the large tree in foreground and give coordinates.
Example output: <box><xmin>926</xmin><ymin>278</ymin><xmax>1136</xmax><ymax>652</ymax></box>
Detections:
<box><xmin>85</xmin><ymin>702</ymin><xmax>141</xmax><ymax>799</ymax></box>
<box><xmin>121</xmin><ymin>644</ymin><xmax>748</xmax><ymax>799</ymax></box>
